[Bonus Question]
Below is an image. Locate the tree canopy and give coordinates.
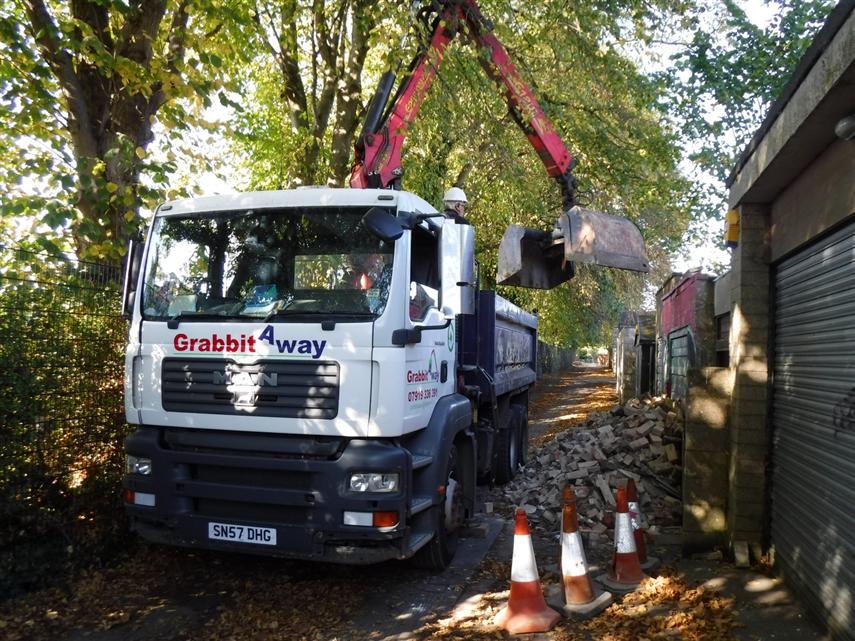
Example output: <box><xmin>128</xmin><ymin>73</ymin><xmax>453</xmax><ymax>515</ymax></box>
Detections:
<box><xmin>0</xmin><ymin>0</ymin><xmax>252</xmax><ymax>261</ymax></box>
<box><xmin>658</xmin><ymin>0</ymin><xmax>834</xmax><ymax>236</ymax></box>
<box><xmin>0</xmin><ymin>0</ymin><xmax>837</xmax><ymax>344</ymax></box>
<box><xmin>231</xmin><ymin>0</ymin><xmax>696</xmax><ymax>344</ymax></box>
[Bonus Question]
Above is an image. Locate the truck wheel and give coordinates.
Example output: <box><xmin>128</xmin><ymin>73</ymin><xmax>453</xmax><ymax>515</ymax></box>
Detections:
<box><xmin>493</xmin><ymin>412</ymin><xmax>520</xmax><ymax>485</ymax></box>
<box><xmin>413</xmin><ymin>445</ymin><xmax>463</xmax><ymax>570</ymax></box>
<box><xmin>513</xmin><ymin>405</ymin><xmax>529</xmax><ymax>466</ymax></box>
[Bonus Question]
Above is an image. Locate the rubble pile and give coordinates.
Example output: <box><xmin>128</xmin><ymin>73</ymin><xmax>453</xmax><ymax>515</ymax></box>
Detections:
<box><xmin>500</xmin><ymin>396</ymin><xmax>683</xmax><ymax>547</ymax></box>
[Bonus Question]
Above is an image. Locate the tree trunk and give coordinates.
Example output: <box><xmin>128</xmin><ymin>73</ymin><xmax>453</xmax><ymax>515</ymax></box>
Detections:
<box><xmin>25</xmin><ymin>0</ymin><xmax>184</xmax><ymax>264</ymax></box>
<box><xmin>329</xmin><ymin>0</ymin><xmax>374</xmax><ymax>184</ymax></box>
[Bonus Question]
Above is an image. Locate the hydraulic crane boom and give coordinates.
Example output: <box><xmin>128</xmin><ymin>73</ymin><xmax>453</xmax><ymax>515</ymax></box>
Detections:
<box><xmin>350</xmin><ymin>0</ymin><xmax>577</xmax><ymax>206</ymax></box>
<box><xmin>351</xmin><ymin>0</ymin><xmax>649</xmax><ymax>288</ymax></box>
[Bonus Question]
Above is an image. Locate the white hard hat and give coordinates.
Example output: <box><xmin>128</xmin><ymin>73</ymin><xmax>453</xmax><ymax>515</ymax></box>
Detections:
<box><xmin>443</xmin><ymin>187</ymin><xmax>468</xmax><ymax>203</ymax></box>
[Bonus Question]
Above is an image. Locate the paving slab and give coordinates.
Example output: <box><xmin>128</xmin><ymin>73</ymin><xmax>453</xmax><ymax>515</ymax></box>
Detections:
<box><xmin>678</xmin><ymin>559</ymin><xmax>831</xmax><ymax>641</ymax></box>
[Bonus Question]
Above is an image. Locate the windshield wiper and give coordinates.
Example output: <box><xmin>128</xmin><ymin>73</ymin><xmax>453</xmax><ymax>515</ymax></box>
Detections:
<box><xmin>165</xmin><ymin>311</ymin><xmax>237</xmax><ymax>329</ymax></box>
<box><xmin>262</xmin><ymin>309</ymin><xmax>376</xmax><ymax>323</ymax></box>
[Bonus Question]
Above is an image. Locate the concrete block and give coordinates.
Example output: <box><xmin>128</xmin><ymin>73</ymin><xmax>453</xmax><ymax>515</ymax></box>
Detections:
<box><xmin>739</xmin><ymin>208</ymin><xmax>770</xmax><ymax>229</ymax></box>
<box><xmin>682</xmin><ymin>528</ymin><xmax>727</xmax><ymax>554</ymax></box>
<box><xmin>732</xmin><ymin>442</ymin><xmax>768</xmax><ymax>462</ymax></box>
<box><xmin>547</xmin><ymin>585</ymin><xmax>613</xmax><ymax>619</ymax></box>
<box><xmin>730</xmin><ymin>398</ymin><xmax>769</xmax><ymax>419</ymax></box>
<box><xmin>727</xmin><ymin>484</ymin><xmax>766</xmax><ymax>516</ymax></box>
<box><xmin>690</xmin><ymin>367</ymin><xmax>734</xmax><ymax>395</ymax></box>
<box><xmin>732</xmin><ymin>357</ymin><xmax>769</xmax><ymax>376</ymax></box>
<box><xmin>684</xmin><ymin>499</ymin><xmax>728</xmax><ymax>534</ymax></box>
<box><xmin>684</xmin><ymin>448</ymin><xmax>729</xmax><ymax>476</ymax></box>
<box><xmin>730</xmin><ymin>382</ymin><xmax>769</xmax><ymax>403</ymax></box>
<box><xmin>732</xmin><ymin>512</ymin><xmax>765</xmax><ymax>534</ymax></box>
<box><xmin>733</xmin><ymin>540</ymin><xmax>751</xmax><ymax>567</ymax></box>
<box><xmin>685</xmin><ymin>424</ymin><xmax>729</xmax><ymax>451</ymax></box>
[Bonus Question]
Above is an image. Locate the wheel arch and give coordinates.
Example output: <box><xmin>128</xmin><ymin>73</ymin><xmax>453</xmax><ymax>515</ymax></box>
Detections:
<box><xmin>404</xmin><ymin>394</ymin><xmax>476</xmax><ymax>516</ymax></box>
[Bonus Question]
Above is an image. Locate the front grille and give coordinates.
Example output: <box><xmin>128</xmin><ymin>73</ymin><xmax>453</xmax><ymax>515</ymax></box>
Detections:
<box><xmin>162</xmin><ymin>428</ymin><xmax>345</xmax><ymax>459</ymax></box>
<box><xmin>162</xmin><ymin>358</ymin><xmax>339</xmax><ymax>419</ymax></box>
<box><xmin>191</xmin><ymin>464</ymin><xmax>312</xmax><ymax>491</ymax></box>
<box><xmin>196</xmin><ymin>498</ymin><xmax>309</xmax><ymax>525</ymax></box>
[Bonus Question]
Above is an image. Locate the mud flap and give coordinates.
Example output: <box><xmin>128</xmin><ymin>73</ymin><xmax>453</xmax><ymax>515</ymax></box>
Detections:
<box><xmin>497</xmin><ymin>206</ymin><xmax>649</xmax><ymax>289</ymax></box>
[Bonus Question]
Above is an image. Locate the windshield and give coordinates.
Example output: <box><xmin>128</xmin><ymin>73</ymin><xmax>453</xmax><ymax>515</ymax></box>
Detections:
<box><xmin>141</xmin><ymin>206</ymin><xmax>395</xmax><ymax>321</ymax></box>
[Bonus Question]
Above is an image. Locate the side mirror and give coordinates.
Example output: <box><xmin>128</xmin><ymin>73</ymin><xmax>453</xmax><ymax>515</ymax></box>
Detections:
<box><xmin>440</xmin><ymin>223</ymin><xmax>475</xmax><ymax>315</ymax></box>
<box><xmin>121</xmin><ymin>231</ymin><xmax>144</xmax><ymax>318</ymax></box>
<box><xmin>363</xmin><ymin>207</ymin><xmax>404</xmax><ymax>242</ymax></box>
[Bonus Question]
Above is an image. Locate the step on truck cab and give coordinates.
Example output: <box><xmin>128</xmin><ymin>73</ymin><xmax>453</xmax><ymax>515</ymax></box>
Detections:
<box><xmin>122</xmin><ymin>187</ymin><xmax>537</xmax><ymax>568</ymax></box>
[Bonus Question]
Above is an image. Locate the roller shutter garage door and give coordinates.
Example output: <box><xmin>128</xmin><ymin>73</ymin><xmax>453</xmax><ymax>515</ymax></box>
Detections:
<box><xmin>772</xmin><ymin>219</ymin><xmax>855</xmax><ymax>640</ymax></box>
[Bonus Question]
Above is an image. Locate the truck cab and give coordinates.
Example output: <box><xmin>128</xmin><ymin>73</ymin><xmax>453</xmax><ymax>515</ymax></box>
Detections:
<box><xmin>122</xmin><ymin>187</ymin><xmax>532</xmax><ymax>568</ymax></box>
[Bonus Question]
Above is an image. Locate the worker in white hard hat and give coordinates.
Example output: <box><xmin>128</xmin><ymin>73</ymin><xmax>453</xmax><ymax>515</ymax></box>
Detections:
<box><xmin>442</xmin><ymin>186</ymin><xmax>470</xmax><ymax>225</ymax></box>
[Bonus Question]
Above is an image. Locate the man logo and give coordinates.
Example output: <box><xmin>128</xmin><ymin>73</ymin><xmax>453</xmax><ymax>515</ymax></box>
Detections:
<box><xmin>212</xmin><ymin>371</ymin><xmax>278</xmax><ymax>387</ymax></box>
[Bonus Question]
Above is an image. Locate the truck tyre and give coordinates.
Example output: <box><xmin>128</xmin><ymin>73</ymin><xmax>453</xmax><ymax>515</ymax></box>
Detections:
<box><xmin>512</xmin><ymin>404</ymin><xmax>529</xmax><ymax>466</ymax></box>
<box><xmin>493</xmin><ymin>411</ymin><xmax>519</xmax><ymax>485</ymax></box>
<box><xmin>413</xmin><ymin>445</ymin><xmax>463</xmax><ymax>570</ymax></box>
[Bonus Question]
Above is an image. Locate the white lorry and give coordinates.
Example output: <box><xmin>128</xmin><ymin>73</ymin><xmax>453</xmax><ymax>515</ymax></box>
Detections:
<box><xmin>122</xmin><ymin>187</ymin><xmax>542</xmax><ymax>568</ymax></box>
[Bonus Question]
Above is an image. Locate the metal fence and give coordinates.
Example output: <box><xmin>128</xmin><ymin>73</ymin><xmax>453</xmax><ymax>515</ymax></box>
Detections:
<box><xmin>0</xmin><ymin>246</ymin><xmax>130</xmax><ymax>598</ymax></box>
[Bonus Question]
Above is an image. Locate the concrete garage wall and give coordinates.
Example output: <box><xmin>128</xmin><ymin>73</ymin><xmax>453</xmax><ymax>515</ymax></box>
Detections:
<box><xmin>723</xmin><ymin>0</ymin><xmax>855</xmax><ymax>568</ymax></box>
<box><xmin>727</xmin><ymin>204</ymin><xmax>772</xmax><ymax>556</ymax></box>
<box><xmin>770</xmin><ymin>138</ymin><xmax>855</xmax><ymax>262</ymax></box>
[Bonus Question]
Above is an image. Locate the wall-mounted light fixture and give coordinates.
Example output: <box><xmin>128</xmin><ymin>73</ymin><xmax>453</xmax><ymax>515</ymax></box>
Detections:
<box><xmin>724</xmin><ymin>209</ymin><xmax>740</xmax><ymax>249</ymax></box>
<box><xmin>835</xmin><ymin>114</ymin><xmax>855</xmax><ymax>140</ymax></box>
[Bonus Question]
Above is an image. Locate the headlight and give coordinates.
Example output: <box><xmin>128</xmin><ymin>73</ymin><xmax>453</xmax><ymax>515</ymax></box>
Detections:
<box><xmin>349</xmin><ymin>473</ymin><xmax>399</xmax><ymax>493</ymax></box>
<box><xmin>126</xmin><ymin>455</ymin><xmax>152</xmax><ymax>475</ymax></box>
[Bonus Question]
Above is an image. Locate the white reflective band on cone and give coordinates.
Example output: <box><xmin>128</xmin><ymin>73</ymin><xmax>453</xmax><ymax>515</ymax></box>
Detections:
<box><xmin>510</xmin><ymin>534</ymin><xmax>539</xmax><ymax>582</ymax></box>
<box><xmin>614</xmin><ymin>512</ymin><xmax>637</xmax><ymax>553</ymax></box>
<box><xmin>628</xmin><ymin>500</ymin><xmax>641</xmax><ymax>530</ymax></box>
<box><xmin>561</xmin><ymin>531</ymin><xmax>588</xmax><ymax>577</ymax></box>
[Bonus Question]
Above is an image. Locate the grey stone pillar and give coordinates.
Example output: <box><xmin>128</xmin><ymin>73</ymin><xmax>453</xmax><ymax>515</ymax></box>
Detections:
<box><xmin>727</xmin><ymin>203</ymin><xmax>771</xmax><ymax>557</ymax></box>
<box><xmin>684</xmin><ymin>367</ymin><xmax>733</xmax><ymax>551</ymax></box>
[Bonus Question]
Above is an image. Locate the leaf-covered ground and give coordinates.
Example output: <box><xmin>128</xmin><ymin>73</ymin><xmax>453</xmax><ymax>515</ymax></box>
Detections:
<box><xmin>1</xmin><ymin>366</ymin><xmax>742</xmax><ymax>641</ymax></box>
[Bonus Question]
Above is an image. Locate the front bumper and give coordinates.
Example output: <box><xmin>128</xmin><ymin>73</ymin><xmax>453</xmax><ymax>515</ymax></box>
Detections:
<box><xmin>123</xmin><ymin>427</ymin><xmax>420</xmax><ymax>564</ymax></box>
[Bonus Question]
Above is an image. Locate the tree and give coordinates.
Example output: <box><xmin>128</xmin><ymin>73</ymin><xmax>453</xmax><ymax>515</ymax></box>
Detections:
<box><xmin>238</xmin><ymin>0</ymin><xmax>397</xmax><ymax>188</ymax></box>
<box><xmin>397</xmin><ymin>0</ymin><xmax>694</xmax><ymax>345</ymax></box>
<box><xmin>0</xmin><ymin>0</ymin><xmax>252</xmax><ymax>262</ymax></box>
<box><xmin>661</xmin><ymin>0</ymin><xmax>835</xmax><ymax>186</ymax></box>
<box><xmin>235</xmin><ymin>0</ymin><xmax>696</xmax><ymax>345</ymax></box>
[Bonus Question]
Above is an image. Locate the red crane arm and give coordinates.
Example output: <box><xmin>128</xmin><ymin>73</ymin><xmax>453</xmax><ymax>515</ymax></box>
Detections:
<box><xmin>458</xmin><ymin>1</ymin><xmax>577</xmax><ymax>206</ymax></box>
<box><xmin>350</xmin><ymin>6</ymin><xmax>458</xmax><ymax>191</ymax></box>
<box><xmin>350</xmin><ymin>0</ymin><xmax>577</xmax><ymax>206</ymax></box>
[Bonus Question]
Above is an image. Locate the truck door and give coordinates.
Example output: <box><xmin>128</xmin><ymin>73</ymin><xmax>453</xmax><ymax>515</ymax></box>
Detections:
<box><xmin>402</xmin><ymin>224</ymin><xmax>456</xmax><ymax>431</ymax></box>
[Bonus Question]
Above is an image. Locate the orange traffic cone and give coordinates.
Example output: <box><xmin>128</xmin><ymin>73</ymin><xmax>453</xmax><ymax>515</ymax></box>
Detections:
<box><xmin>548</xmin><ymin>486</ymin><xmax>613</xmax><ymax>618</ymax></box>
<box><xmin>597</xmin><ymin>485</ymin><xmax>647</xmax><ymax>593</ymax></box>
<box><xmin>627</xmin><ymin>479</ymin><xmax>659</xmax><ymax>572</ymax></box>
<box><xmin>495</xmin><ymin>508</ymin><xmax>561</xmax><ymax>634</ymax></box>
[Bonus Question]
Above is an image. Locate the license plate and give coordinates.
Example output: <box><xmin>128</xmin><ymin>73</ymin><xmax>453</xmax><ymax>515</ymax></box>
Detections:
<box><xmin>208</xmin><ymin>522</ymin><xmax>277</xmax><ymax>546</ymax></box>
